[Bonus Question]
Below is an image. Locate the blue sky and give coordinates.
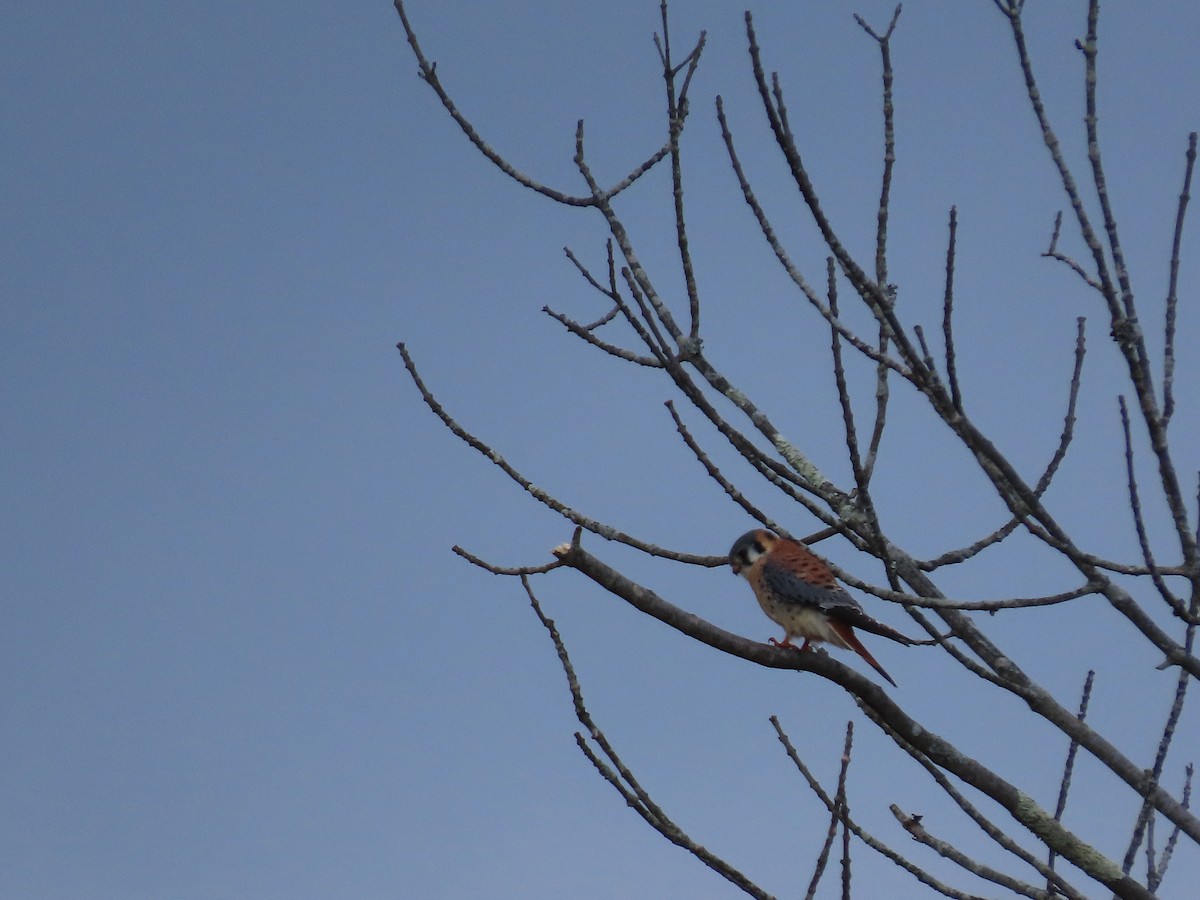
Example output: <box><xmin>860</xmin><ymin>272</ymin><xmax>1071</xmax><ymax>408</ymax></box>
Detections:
<box><xmin>3</xmin><ymin>2</ymin><xmax>1198</xmax><ymax>897</ymax></box>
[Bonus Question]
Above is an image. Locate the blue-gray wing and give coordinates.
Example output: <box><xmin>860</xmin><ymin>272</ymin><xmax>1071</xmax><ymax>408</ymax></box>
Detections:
<box><xmin>760</xmin><ymin>553</ymin><xmax>863</xmax><ymax>614</ymax></box>
<box><xmin>762</xmin><ymin>547</ymin><xmax>916</xmax><ymax>644</ymax></box>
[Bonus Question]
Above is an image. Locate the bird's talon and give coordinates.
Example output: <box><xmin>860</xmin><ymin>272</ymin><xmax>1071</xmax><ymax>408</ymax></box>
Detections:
<box><xmin>768</xmin><ymin>637</ymin><xmax>803</xmax><ymax>651</ymax></box>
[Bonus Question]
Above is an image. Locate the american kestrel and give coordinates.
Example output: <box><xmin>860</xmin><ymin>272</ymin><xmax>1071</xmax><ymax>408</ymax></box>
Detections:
<box><xmin>729</xmin><ymin>529</ymin><xmax>915</xmax><ymax>686</ymax></box>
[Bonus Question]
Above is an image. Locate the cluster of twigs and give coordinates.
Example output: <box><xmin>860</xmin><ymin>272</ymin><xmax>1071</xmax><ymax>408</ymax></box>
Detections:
<box><xmin>394</xmin><ymin>1</ymin><xmax>1197</xmax><ymax>896</ymax></box>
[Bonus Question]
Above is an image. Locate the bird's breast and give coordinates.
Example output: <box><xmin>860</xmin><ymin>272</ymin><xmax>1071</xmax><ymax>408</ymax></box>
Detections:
<box><xmin>757</xmin><ymin>591</ymin><xmax>848</xmax><ymax>647</ymax></box>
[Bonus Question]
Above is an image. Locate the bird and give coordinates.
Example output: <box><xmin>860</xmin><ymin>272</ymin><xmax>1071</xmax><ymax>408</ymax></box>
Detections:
<box><xmin>728</xmin><ymin>529</ymin><xmax>915</xmax><ymax>686</ymax></box>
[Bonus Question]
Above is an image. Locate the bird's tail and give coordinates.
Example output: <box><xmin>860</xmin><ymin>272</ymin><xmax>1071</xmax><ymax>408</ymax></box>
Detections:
<box><xmin>845</xmin><ymin>610</ymin><xmax>920</xmax><ymax>646</ymax></box>
<box><xmin>829</xmin><ymin>619</ymin><xmax>898</xmax><ymax>687</ymax></box>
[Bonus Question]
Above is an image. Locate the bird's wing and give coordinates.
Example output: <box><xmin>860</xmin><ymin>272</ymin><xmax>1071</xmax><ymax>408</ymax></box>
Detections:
<box><xmin>839</xmin><ymin>608</ymin><xmax>919</xmax><ymax>645</ymax></box>
<box><xmin>762</xmin><ymin>542</ymin><xmax>917</xmax><ymax>646</ymax></box>
<box><xmin>760</xmin><ymin>543</ymin><xmax>862</xmax><ymax>613</ymax></box>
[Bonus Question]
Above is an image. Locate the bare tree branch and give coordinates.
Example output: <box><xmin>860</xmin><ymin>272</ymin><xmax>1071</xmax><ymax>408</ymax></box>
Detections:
<box><xmin>803</xmin><ymin>722</ymin><xmax>854</xmax><ymax>900</ymax></box>
<box><xmin>853</xmin><ymin>4</ymin><xmax>902</xmax><ymax>286</ymax></box>
<box><xmin>1048</xmin><ymin>670</ymin><xmax>1095</xmax><ymax>886</ymax></box>
<box><xmin>715</xmin><ymin>96</ymin><xmax>911</xmax><ymax>379</ymax></box>
<box><xmin>852</xmin><ymin>697</ymin><xmax>1086</xmax><ymax>900</ymax></box>
<box><xmin>392</xmin><ymin>0</ymin><xmax>670</xmax><ymax>206</ymax></box>
<box><xmin>551</xmin><ymin>536</ymin><xmax>1169</xmax><ymax>898</ymax></box>
<box><xmin>921</xmin><ymin>316</ymin><xmax>1086</xmax><ymax>571</ymax></box>
<box><xmin>398</xmin><ymin>342</ymin><xmax>715</xmax><ymax>566</ymax></box>
<box><xmin>1078</xmin><ymin>0</ymin><xmax>1135</xmax><ymax>325</ymax></box>
<box><xmin>523</xmin><ymin>576</ymin><xmax>773</xmax><ymax>899</ymax></box>
<box><xmin>1000</xmin><ymin>0</ymin><xmax>1198</xmax><ymax>582</ymax></box>
<box><xmin>772</xmin><ymin>718</ymin><xmax>988</xmax><ymax>900</ymax></box>
<box><xmin>746</xmin><ymin>14</ymin><xmax>930</xmax><ymax>384</ymax></box>
<box><xmin>1119</xmin><ymin>396</ymin><xmax>1197</xmax><ymax>622</ymax></box>
<box><xmin>452</xmin><ymin>545</ymin><xmax>563</xmax><ymax>576</ymax></box>
<box><xmin>1123</xmin><ymin>624</ymin><xmax>1197</xmax><ymax>878</ymax></box>
<box><xmin>664</xmin><ymin>400</ymin><xmax>784</xmax><ymax>535</ymax></box>
<box><xmin>739</xmin><ymin>16</ymin><xmax>1200</xmax><ymax>684</ymax></box>
<box><xmin>942</xmin><ymin>206</ymin><xmax>963</xmax><ymax>413</ymax></box>
<box><xmin>1043</xmin><ymin>210</ymin><xmax>1104</xmax><ymax>291</ymax></box>
<box><xmin>860</xmin><ymin>325</ymin><xmax>893</xmax><ymax>484</ymax></box>
<box><xmin>544</xmin><ymin>304</ymin><xmax>665</xmax><ymax>367</ymax></box>
<box><xmin>892</xmin><ymin>805</ymin><xmax>1053</xmax><ymax>900</ymax></box>
<box><xmin>838</xmin><ymin>575</ymin><xmax>1100</xmax><ymax>613</ymax></box>
<box><xmin>828</xmin><ymin>262</ymin><xmax>874</xmax><ymax>514</ymax></box>
<box><xmin>1150</xmin><ymin>764</ymin><xmax>1193</xmax><ymax>893</ymax></box>
<box><xmin>1162</xmin><ymin>132</ymin><xmax>1196</xmax><ymax>427</ymax></box>
<box><xmin>652</xmin><ymin>2</ymin><xmax>707</xmax><ymax>341</ymax></box>
<box><xmin>395</xmin><ymin>4</ymin><xmax>1199</xmax><ymax>895</ymax></box>
<box><xmin>547</xmin><ymin>244</ymin><xmax>667</xmax><ymax>366</ymax></box>
<box><xmin>913</xmin><ymin>325</ymin><xmax>938</xmax><ymax>377</ymax></box>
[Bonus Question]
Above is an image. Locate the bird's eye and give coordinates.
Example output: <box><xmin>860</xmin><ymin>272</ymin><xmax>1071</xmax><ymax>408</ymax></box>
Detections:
<box><xmin>737</xmin><ymin>542</ymin><xmax>763</xmax><ymax>566</ymax></box>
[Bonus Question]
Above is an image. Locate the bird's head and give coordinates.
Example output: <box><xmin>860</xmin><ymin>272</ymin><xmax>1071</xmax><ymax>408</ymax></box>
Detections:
<box><xmin>728</xmin><ymin>529</ymin><xmax>778</xmax><ymax>576</ymax></box>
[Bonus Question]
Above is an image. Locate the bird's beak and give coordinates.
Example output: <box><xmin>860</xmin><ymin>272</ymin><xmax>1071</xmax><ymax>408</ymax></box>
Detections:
<box><xmin>730</xmin><ymin>561</ymin><xmax>741</xmax><ymax>575</ymax></box>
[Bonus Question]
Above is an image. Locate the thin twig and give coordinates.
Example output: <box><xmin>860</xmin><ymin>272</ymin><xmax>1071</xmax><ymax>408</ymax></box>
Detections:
<box><xmin>654</xmin><ymin>2</ymin><xmax>708</xmax><ymax>341</ymax></box>
<box><xmin>853</xmin><ymin>4</ymin><xmax>903</xmax><ymax>286</ymax></box>
<box><xmin>1078</xmin><ymin>0</ymin><xmax>1137</xmax><ymax>326</ymax></box>
<box><xmin>605</xmin><ymin>266</ymin><xmax>673</xmax><ymax>365</ymax></box>
<box><xmin>1162</xmin><ymin>132</ymin><xmax>1196</xmax><ymax>426</ymax></box>
<box><xmin>1002</xmin><ymin>2</ymin><xmax>1119</xmax><ymax>308</ymax></box>
<box><xmin>1119</xmin><ymin>396</ymin><xmax>1194</xmax><ymax>622</ymax></box>
<box><xmin>906</xmin><ymin>607</ymin><xmax>1014</xmax><ymax>688</ymax></box>
<box><xmin>453</xmin><ymin>545</ymin><xmax>563</xmax><ymax>576</ymax></box>
<box><xmin>1048</xmin><ymin>671</ymin><xmax>1094</xmax><ymax>885</ymax></box>
<box><xmin>1151</xmin><ymin>764</ymin><xmax>1193</xmax><ymax>893</ymax></box>
<box><xmin>913</xmin><ymin>325</ymin><xmax>938</xmax><ymax>375</ymax></box>
<box><xmin>834</xmin><ymin>568</ymin><xmax>1099</xmax><ymax>613</ymax></box>
<box><xmin>892</xmin><ymin>805</ymin><xmax>1055</xmax><ymax>899</ymax></box>
<box><xmin>942</xmin><ymin>206</ymin><xmax>963</xmax><ymax>412</ymax></box>
<box><xmin>1122</xmin><ymin>623</ymin><xmax>1197</xmax><ymax>878</ymax></box>
<box><xmin>828</xmin><ymin>261</ymin><xmax>871</xmax><ymax>505</ymax></box>
<box><xmin>840</xmin><ymin>770</ymin><xmax>852</xmax><ymax>900</ymax></box>
<box><xmin>621</xmin><ymin>266</ymin><xmax>675</xmax><ymax>361</ymax></box>
<box><xmin>664</xmin><ymin>400</ymin><xmax>784</xmax><ymax>535</ymax></box>
<box><xmin>562</xmin><ymin>243</ymin><xmax>617</xmax><ymax>306</ymax></box>
<box><xmin>804</xmin><ymin>722</ymin><xmax>854</xmax><ymax>900</ymax></box>
<box><xmin>860</xmin><ymin>321</ymin><xmax>892</xmax><ymax>482</ymax></box>
<box><xmin>561</xmin><ymin>242</ymin><xmax>637</xmax><ymax>331</ymax></box>
<box><xmin>544</xmin><ymin>305</ymin><xmax>664</xmax><ymax>367</ymax></box>
<box><xmin>398</xmin><ymin>342</ymin><xmax>714</xmax><ymax>565</ymax></box>
<box><xmin>1043</xmin><ymin>211</ymin><xmax>1103</xmax><ymax>291</ymax></box>
<box><xmin>1079</xmin><ymin>556</ymin><xmax>1190</xmax><ymax>577</ymax></box>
